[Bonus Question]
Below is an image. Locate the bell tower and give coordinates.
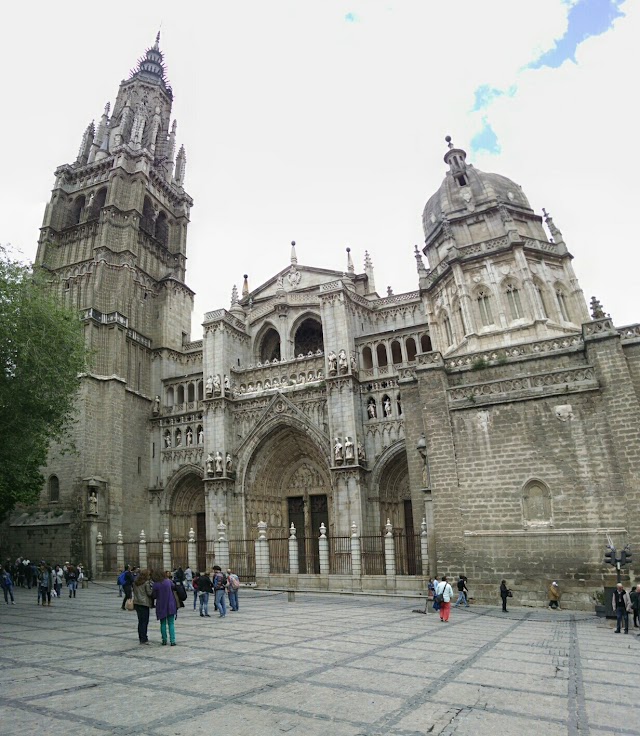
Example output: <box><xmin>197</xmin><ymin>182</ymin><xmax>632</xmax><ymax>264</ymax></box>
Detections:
<box><xmin>34</xmin><ymin>35</ymin><xmax>195</xmax><ymax>556</ymax></box>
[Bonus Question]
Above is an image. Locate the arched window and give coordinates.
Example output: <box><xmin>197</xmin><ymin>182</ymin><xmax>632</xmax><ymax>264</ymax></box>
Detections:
<box><xmin>294</xmin><ymin>318</ymin><xmax>324</xmax><ymax>355</ymax></box>
<box><xmin>406</xmin><ymin>337</ymin><xmax>417</xmax><ymax>362</ymax></box>
<box><xmin>391</xmin><ymin>340</ymin><xmax>402</xmax><ymax>365</ymax></box>
<box><xmin>187</xmin><ymin>383</ymin><xmax>195</xmax><ymax>402</ymax></box>
<box><xmin>442</xmin><ymin>312</ymin><xmax>453</xmax><ymax>346</ymax></box>
<box><xmin>505</xmin><ymin>283</ymin><xmax>524</xmax><ymax>320</ymax></box>
<box><xmin>556</xmin><ymin>287</ymin><xmax>570</xmax><ymax>322</ymax></box>
<box><xmin>522</xmin><ymin>480</ymin><xmax>552</xmax><ymax>527</ymax></box>
<box><xmin>141</xmin><ymin>197</ymin><xmax>155</xmax><ymax>235</ymax></box>
<box><xmin>420</xmin><ymin>334</ymin><xmax>432</xmax><ymax>352</ymax></box>
<box><xmin>176</xmin><ymin>385</ymin><xmax>185</xmax><ymax>404</ymax></box>
<box><xmin>49</xmin><ymin>475</ymin><xmax>60</xmax><ymax>503</ymax></box>
<box><xmin>376</xmin><ymin>343</ymin><xmax>388</xmax><ymax>367</ymax></box>
<box><xmin>89</xmin><ymin>187</ymin><xmax>107</xmax><ymax>220</ymax></box>
<box><xmin>197</xmin><ymin>381</ymin><xmax>203</xmax><ymax>401</ymax></box>
<box><xmin>155</xmin><ymin>211</ymin><xmax>169</xmax><ymax>246</ymax></box>
<box><xmin>70</xmin><ymin>195</ymin><xmax>85</xmax><ymax>226</ymax></box>
<box><xmin>259</xmin><ymin>326</ymin><xmax>281</xmax><ymax>363</ymax></box>
<box><xmin>362</xmin><ymin>346</ymin><xmax>373</xmax><ymax>370</ymax></box>
<box><xmin>476</xmin><ymin>288</ymin><xmax>493</xmax><ymax>326</ymax></box>
<box><xmin>166</xmin><ymin>387</ymin><xmax>174</xmax><ymax>406</ymax></box>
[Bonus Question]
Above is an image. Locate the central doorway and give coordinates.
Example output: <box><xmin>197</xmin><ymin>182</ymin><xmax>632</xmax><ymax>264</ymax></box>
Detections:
<box><xmin>288</xmin><ymin>494</ymin><xmax>328</xmax><ymax>574</ymax></box>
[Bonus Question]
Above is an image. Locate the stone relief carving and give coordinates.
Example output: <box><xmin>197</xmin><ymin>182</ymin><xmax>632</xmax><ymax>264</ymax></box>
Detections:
<box><xmin>554</xmin><ymin>404</ymin><xmax>573</xmax><ymax>422</ymax></box>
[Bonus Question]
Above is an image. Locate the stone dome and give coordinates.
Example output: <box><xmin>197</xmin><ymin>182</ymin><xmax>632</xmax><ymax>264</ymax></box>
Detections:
<box><xmin>422</xmin><ymin>142</ymin><xmax>534</xmax><ymax>244</ymax></box>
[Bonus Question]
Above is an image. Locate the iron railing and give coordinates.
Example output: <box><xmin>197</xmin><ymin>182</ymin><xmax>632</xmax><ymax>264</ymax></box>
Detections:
<box><xmin>229</xmin><ymin>538</ymin><xmax>256</xmax><ymax>583</ymax></box>
<box><xmin>329</xmin><ymin>536</ymin><xmax>352</xmax><ymax>574</ymax></box>
<box><xmin>102</xmin><ymin>542</ymin><xmax>117</xmax><ymax>572</ymax></box>
<box><xmin>146</xmin><ymin>542</ymin><xmax>163</xmax><ymax>572</ymax></box>
<box><xmin>171</xmin><ymin>540</ymin><xmax>188</xmax><ymax>570</ymax></box>
<box><xmin>269</xmin><ymin>537</ymin><xmax>290</xmax><ymax>574</ymax></box>
<box><xmin>361</xmin><ymin>535</ymin><xmax>385</xmax><ymax>575</ymax></box>
<box><xmin>394</xmin><ymin>532</ymin><xmax>422</xmax><ymax>575</ymax></box>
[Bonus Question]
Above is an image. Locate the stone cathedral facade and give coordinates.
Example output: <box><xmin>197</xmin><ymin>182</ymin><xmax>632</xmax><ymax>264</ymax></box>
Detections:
<box><xmin>6</xmin><ymin>40</ymin><xmax>639</xmax><ymax>607</ymax></box>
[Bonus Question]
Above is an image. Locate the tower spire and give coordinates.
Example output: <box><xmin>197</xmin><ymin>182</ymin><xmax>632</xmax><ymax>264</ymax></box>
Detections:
<box><xmin>346</xmin><ymin>247</ymin><xmax>355</xmax><ymax>274</ymax></box>
<box><xmin>290</xmin><ymin>240</ymin><xmax>298</xmax><ymax>265</ymax></box>
<box><xmin>174</xmin><ymin>145</ymin><xmax>186</xmax><ymax>186</ymax></box>
<box><xmin>364</xmin><ymin>250</ymin><xmax>376</xmax><ymax>295</ymax></box>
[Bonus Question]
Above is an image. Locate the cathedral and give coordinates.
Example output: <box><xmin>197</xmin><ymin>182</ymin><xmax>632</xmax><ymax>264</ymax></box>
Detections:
<box><xmin>6</xmin><ymin>38</ymin><xmax>639</xmax><ymax>608</ymax></box>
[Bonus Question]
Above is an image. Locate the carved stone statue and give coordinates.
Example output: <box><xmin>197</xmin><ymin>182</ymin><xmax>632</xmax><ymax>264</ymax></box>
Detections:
<box><xmin>198</xmin><ymin>428</ymin><xmax>204</xmax><ymax>444</ymax></box>
<box><xmin>224</xmin><ymin>375</ymin><xmax>230</xmax><ymax>391</ymax></box>
<box><xmin>213</xmin><ymin>374</ymin><xmax>221</xmax><ymax>394</ymax></box>
<box><xmin>357</xmin><ymin>443</ymin><xmax>366</xmax><ymax>463</ymax></box>
<box><xmin>338</xmin><ymin>349</ymin><xmax>348</xmax><ymax>374</ymax></box>
<box><xmin>276</xmin><ymin>274</ymin><xmax>284</xmax><ymax>290</ymax></box>
<box><xmin>164</xmin><ymin>432</ymin><xmax>171</xmax><ymax>448</ymax></box>
<box><xmin>367</xmin><ymin>401</ymin><xmax>377</xmax><ymax>419</ymax></box>
<box><xmin>350</xmin><ymin>354</ymin><xmax>357</xmax><ymax>373</ymax></box>
<box><xmin>328</xmin><ymin>351</ymin><xmax>338</xmax><ymax>375</ymax></box>
<box><xmin>175</xmin><ymin>429</ymin><xmax>182</xmax><ymax>447</ymax></box>
<box><xmin>87</xmin><ymin>491</ymin><xmax>98</xmax><ymax>515</ymax></box>
<box><xmin>226</xmin><ymin>453</ymin><xmax>233</xmax><ymax>473</ymax></box>
<box><xmin>344</xmin><ymin>437</ymin><xmax>354</xmax><ymax>462</ymax></box>
<box><xmin>334</xmin><ymin>437</ymin><xmax>343</xmax><ymax>463</ymax></box>
<box><xmin>152</xmin><ymin>395</ymin><xmax>160</xmax><ymax>415</ymax></box>
<box><xmin>383</xmin><ymin>397</ymin><xmax>392</xmax><ymax>417</ymax></box>
<box><xmin>186</xmin><ymin>428</ymin><xmax>193</xmax><ymax>446</ymax></box>
<box><xmin>214</xmin><ymin>451</ymin><xmax>223</xmax><ymax>475</ymax></box>
<box><xmin>205</xmin><ymin>375</ymin><xmax>214</xmax><ymax>397</ymax></box>
<box><xmin>206</xmin><ymin>453</ymin><xmax>214</xmax><ymax>476</ymax></box>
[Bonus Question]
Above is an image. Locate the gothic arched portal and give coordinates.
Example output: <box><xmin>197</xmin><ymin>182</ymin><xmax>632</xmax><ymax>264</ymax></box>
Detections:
<box><xmin>243</xmin><ymin>423</ymin><xmax>331</xmax><ymax>573</ymax></box>
<box><xmin>168</xmin><ymin>469</ymin><xmax>205</xmax><ymax>570</ymax></box>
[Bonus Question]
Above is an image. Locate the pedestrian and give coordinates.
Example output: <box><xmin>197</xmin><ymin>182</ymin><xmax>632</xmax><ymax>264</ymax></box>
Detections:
<box><xmin>132</xmin><ymin>569</ymin><xmax>154</xmax><ymax>644</ymax></box>
<box><xmin>454</xmin><ymin>575</ymin><xmax>469</xmax><ymax>608</ymax></box>
<box><xmin>197</xmin><ymin>570</ymin><xmax>213</xmax><ymax>617</ymax></box>
<box><xmin>174</xmin><ymin>566</ymin><xmax>185</xmax><ymax>585</ymax></box>
<box><xmin>151</xmin><ymin>569</ymin><xmax>177</xmax><ymax>646</ymax></box>
<box><xmin>54</xmin><ymin>565</ymin><xmax>64</xmax><ymax>598</ymax></box>
<box><xmin>39</xmin><ymin>564</ymin><xmax>53</xmax><ymax>606</ymax></box>
<box><xmin>184</xmin><ymin>566</ymin><xmax>193</xmax><ymax>591</ymax></box>
<box><xmin>436</xmin><ymin>575</ymin><xmax>454</xmax><ymax>622</ymax></box>
<box><xmin>630</xmin><ymin>584</ymin><xmax>640</xmax><ymax>630</ymax></box>
<box><xmin>227</xmin><ymin>568</ymin><xmax>240</xmax><ymax>611</ymax></box>
<box><xmin>612</xmin><ymin>583</ymin><xmax>632</xmax><ymax>634</ymax></box>
<box><xmin>432</xmin><ymin>576</ymin><xmax>441</xmax><ymax>613</ymax></box>
<box><xmin>77</xmin><ymin>565</ymin><xmax>85</xmax><ymax>588</ymax></box>
<box><xmin>500</xmin><ymin>580</ymin><xmax>511</xmax><ymax>612</ymax></box>
<box><xmin>121</xmin><ymin>565</ymin><xmax>134</xmax><ymax>610</ymax></box>
<box><xmin>548</xmin><ymin>581</ymin><xmax>560</xmax><ymax>609</ymax></box>
<box><xmin>1</xmin><ymin>566</ymin><xmax>15</xmax><ymax>604</ymax></box>
<box><xmin>117</xmin><ymin>568</ymin><xmax>124</xmax><ymax>597</ymax></box>
<box><xmin>66</xmin><ymin>565</ymin><xmax>78</xmax><ymax>598</ymax></box>
<box><xmin>212</xmin><ymin>565</ymin><xmax>227</xmax><ymax>618</ymax></box>
<box><xmin>192</xmin><ymin>571</ymin><xmax>200</xmax><ymax>610</ymax></box>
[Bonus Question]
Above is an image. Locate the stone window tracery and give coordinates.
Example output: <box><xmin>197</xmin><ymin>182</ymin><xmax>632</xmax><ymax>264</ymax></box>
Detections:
<box><xmin>476</xmin><ymin>288</ymin><xmax>494</xmax><ymax>326</ymax></box>
<box><xmin>442</xmin><ymin>312</ymin><xmax>453</xmax><ymax>346</ymax></box>
<box><xmin>535</xmin><ymin>282</ymin><xmax>549</xmax><ymax>319</ymax></box>
<box><xmin>556</xmin><ymin>287</ymin><xmax>570</xmax><ymax>322</ymax></box>
<box><xmin>505</xmin><ymin>283</ymin><xmax>524</xmax><ymax>320</ymax></box>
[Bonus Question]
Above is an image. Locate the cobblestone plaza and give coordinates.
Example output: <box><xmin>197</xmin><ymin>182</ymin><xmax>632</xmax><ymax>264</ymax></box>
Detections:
<box><xmin>1</xmin><ymin>585</ymin><xmax>638</xmax><ymax>735</ymax></box>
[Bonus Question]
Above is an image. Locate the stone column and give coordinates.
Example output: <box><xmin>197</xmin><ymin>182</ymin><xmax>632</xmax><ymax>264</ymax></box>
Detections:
<box><xmin>255</xmin><ymin>521</ymin><xmax>270</xmax><ymax>580</ymax></box>
<box><xmin>384</xmin><ymin>519</ymin><xmax>396</xmax><ymax>577</ymax></box>
<box><xmin>116</xmin><ymin>530</ymin><xmax>124</xmax><ymax>572</ymax></box>
<box><xmin>215</xmin><ymin>521</ymin><xmax>230</xmax><ymax>569</ymax></box>
<box><xmin>162</xmin><ymin>528</ymin><xmax>172</xmax><ymax>572</ymax></box>
<box><xmin>350</xmin><ymin>521</ymin><xmax>362</xmax><ymax>580</ymax></box>
<box><xmin>139</xmin><ymin>530</ymin><xmax>148</xmax><ymax>570</ymax></box>
<box><xmin>288</xmin><ymin>523</ymin><xmax>298</xmax><ymax>574</ymax></box>
<box><xmin>420</xmin><ymin>518</ymin><xmax>429</xmax><ymax>578</ymax></box>
<box><xmin>96</xmin><ymin>532</ymin><xmax>104</xmax><ymax>574</ymax></box>
<box><xmin>188</xmin><ymin>528</ymin><xmax>197</xmax><ymax>571</ymax></box>
<box><xmin>318</xmin><ymin>523</ymin><xmax>329</xmax><ymax>576</ymax></box>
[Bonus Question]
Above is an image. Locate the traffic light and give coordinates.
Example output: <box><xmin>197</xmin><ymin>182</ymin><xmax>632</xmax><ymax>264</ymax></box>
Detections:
<box><xmin>604</xmin><ymin>547</ymin><xmax>615</xmax><ymax>566</ymax></box>
<box><xmin>620</xmin><ymin>548</ymin><xmax>632</xmax><ymax>567</ymax></box>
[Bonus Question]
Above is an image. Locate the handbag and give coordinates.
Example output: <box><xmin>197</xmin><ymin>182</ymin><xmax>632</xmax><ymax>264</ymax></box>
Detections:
<box><xmin>435</xmin><ymin>583</ymin><xmax>446</xmax><ymax>604</ymax></box>
<box><xmin>507</xmin><ymin>590</ymin><xmax>513</xmax><ymax>598</ymax></box>
<box><xmin>125</xmin><ymin>596</ymin><xmax>134</xmax><ymax>611</ymax></box>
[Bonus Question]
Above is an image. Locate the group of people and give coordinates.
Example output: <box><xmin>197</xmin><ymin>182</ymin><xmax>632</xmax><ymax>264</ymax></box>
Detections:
<box><xmin>612</xmin><ymin>582</ymin><xmax>640</xmax><ymax>635</ymax></box>
<box><xmin>1</xmin><ymin>558</ymin><xmax>84</xmax><ymax>605</ymax></box>
<box><xmin>118</xmin><ymin>564</ymin><xmax>241</xmax><ymax>646</ymax></box>
<box><xmin>426</xmin><ymin>575</ymin><xmax>459</xmax><ymax>622</ymax></box>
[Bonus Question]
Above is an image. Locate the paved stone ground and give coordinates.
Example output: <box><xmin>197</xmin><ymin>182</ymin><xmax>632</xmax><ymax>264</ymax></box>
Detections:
<box><xmin>1</xmin><ymin>584</ymin><xmax>638</xmax><ymax>736</ymax></box>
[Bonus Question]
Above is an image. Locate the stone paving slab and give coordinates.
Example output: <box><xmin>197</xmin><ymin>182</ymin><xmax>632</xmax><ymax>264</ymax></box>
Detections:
<box><xmin>1</xmin><ymin>584</ymin><xmax>639</xmax><ymax>735</ymax></box>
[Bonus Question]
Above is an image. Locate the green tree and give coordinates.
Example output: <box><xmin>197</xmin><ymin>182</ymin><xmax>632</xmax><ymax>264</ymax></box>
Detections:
<box><xmin>0</xmin><ymin>246</ymin><xmax>86</xmax><ymax>521</ymax></box>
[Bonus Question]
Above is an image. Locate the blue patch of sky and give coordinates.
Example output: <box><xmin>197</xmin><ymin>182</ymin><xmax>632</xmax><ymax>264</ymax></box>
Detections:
<box><xmin>345</xmin><ymin>12</ymin><xmax>357</xmax><ymax>22</ymax></box>
<box><xmin>472</xmin><ymin>84</ymin><xmax>517</xmax><ymax>112</ymax></box>
<box><xmin>470</xmin><ymin>118</ymin><xmax>501</xmax><ymax>156</ymax></box>
<box><xmin>530</xmin><ymin>0</ymin><xmax>625</xmax><ymax>68</ymax></box>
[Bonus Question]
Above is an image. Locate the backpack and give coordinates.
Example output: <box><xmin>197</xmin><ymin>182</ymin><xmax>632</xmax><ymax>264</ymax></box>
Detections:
<box><xmin>175</xmin><ymin>583</ymin><xmax>188</xmax><ymax>602</ymax></box>
<box><xmin>117</xmin><ymin>571</ymin><xmax>127</xmax><ymax>586</ymax></box>
<box><xmin>229</xmin><ymin>574</ymin><xmax>240</xmax><ymax>591</ymax></box>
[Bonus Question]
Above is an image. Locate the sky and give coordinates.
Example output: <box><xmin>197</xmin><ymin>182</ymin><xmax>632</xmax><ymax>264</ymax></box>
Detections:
<box><xmin>1</xmin><ymin>0</ymin><xmax>637</xmax><ymax>336</ymax></box>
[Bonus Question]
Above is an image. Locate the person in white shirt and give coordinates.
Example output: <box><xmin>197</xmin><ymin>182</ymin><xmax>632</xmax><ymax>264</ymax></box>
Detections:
<box><xmin>436</xmin><ymin>575</ymin><xmax>454</xmax><ymax>622</ymax></box>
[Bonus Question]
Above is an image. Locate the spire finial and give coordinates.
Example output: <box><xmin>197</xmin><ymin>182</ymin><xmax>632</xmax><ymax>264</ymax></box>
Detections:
<box><xmin>415</xmin><ymin>244</ymin><xmax>427</xmax><ymax>276</ymax></box>
<box><xmin>155</xmin><ymin>30</ymin><xmax>161</xmax><ymax>48</ymax></box>
<box><xmin>231</xmin><ymin>284</ymin><xmax>239</xmax><ymax>306</ymax></box>
<box><xmin>346</xmin><ymin>247</ymin><xmax>354</xmax><ymax>274</ymax></box>
<box><xmin>445</xmin><ymin>135</ymin><xmax>453</xmax><ymax>149</ymax></box>
<box><xmin>290</xmin><ymin>240</ymin><xmax>298</xmax><ymax>265</ymax></box>
<box><xmin>242</xmin><ymin>274</ymin><xmax>249</xmax><ymax>297</ymax></box>
<box><xmin>542</xmin><ymin>207</ymin><xmax>563</xmax><ymax>242</ymax></box>
<box><xmin>590</xmin><ymin>296</ymin><xmax>607</xmax><ymax>320</ymax></box>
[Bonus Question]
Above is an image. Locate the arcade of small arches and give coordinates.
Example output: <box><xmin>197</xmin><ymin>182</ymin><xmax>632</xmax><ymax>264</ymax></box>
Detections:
<box><xmin>359</xmin><ymin>333</ymin><xmax>432</xmax><ymax>373</ymax></box>
<box><xmin>165</xmin><ymin>379</ymin><xmax>204</xmax><ymax>408</ymax></box>
<box><xmin>163</xmin><ymin>424</ymin><xmax>203</xmax><ymax>449</ymax></box>
<box><xmin>365</xmin><ymin>393</ymin><xmax>402</xmax><ymax>421</ymax></box>
<box><xmin>256</xmin><ymin>316</ymin><xmax>325</xmax><ymax>364</ymax></box>
<box><xmin>65</xmin><ymin>187</ymin><xmax>108</xmax><ymax>228</ymax></box>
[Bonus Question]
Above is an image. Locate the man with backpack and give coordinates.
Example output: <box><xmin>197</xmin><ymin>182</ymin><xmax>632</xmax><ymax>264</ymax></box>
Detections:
<box><xmin>212</xmin><ymin>566</ymin><xmax>227</xmax><ymax>618</ymax></box>
<box><xmin>226</xmin><ymin>568</ymin><xmax>240</xmax><ymax>611</ymax></box>
<box><xmin>119</xmin><ymin>565</ymin><xmax>134</xmax><ymax>610</ymax></box>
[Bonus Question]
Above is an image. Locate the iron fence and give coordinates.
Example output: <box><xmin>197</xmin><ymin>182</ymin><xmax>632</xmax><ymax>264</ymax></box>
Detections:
<box><xmin>269</xmin><ymin>537</ymin><xmax>290</xmax><ymax>574</ymax></box>
<box><xmin>394</xmin><ymin>532</ymin><xmax>422</xmax><ymax>576</ymax></box>
<box><xmin>229</xmin><ymin>538</ymin><xmax>256</xmax><ymax>583</ymax></box>
<box><xmin>146</xmin><ymin>542</ymin><xmax>163</xmax><ymax>572</ymax></box>
<box><xmin>329</xmin><ymin>536</ymin><xmax>352</xmax><ymax>574</ymax></box>
<box><xmin>296</xmin><ymin>536</ymin><xmax>320</xmax><ymax>574</ymax></box>
<box><xmin>361</xmin><ymin>535</ymin><xmax>385</xmax><ymax>575</ymax></box>
<box><xmin>122</xmin><ymin>542</ymin><xmax>139</xmax><ymax>569</ymax></box>
<box><xmin>102</xmin><ymin>542</ymin><xmax>117</xmax><ymax>572</ymax></box>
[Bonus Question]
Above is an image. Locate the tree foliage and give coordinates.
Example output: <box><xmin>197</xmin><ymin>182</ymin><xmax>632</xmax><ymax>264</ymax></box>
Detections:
<box><xmin>0</xmin><ymin>246</ymin><xmax>86</xmax><ymax>521</ymax></box>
